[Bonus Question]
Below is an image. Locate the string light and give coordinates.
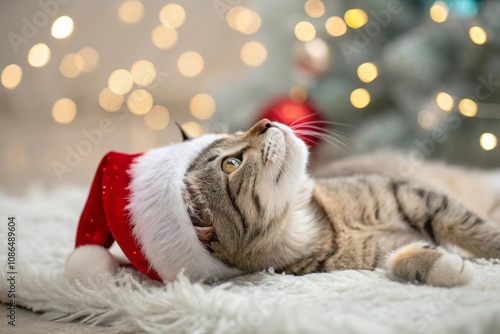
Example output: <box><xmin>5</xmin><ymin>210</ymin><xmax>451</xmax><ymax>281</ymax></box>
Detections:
<box><xmin>458</xmin><ymin>98</ymin><xmax>477</xmax><ymax>117</ymax></box>
<box><xmin>226</xmin><ymin>7</ymin><xmax>246</xmax><ymax>30</ymax></box>
<box><xmin>77</xmin><ymin>47</ymin><xmax>99</xmax><ymax>72</ymax></box>
<box><xmin>325</xmin><ymin>16</ymin><xmax>347</xmax><ymax>37</ymax></box>
<box><xmin>182</xmin><ymin>121</ymin><xmax>204</xmax><ymax>137</ymax></box>
<box><xmin>131</xmin><ymin>60</ymin><xmax>156</xmax><ymax>86</ymax></box>
<box><xmin>1</xmin><ymin>64</ymin><xmax>22</xmax><ymax>89</ymax></box>
<box><xmin>289</xmin><ymin>86</ymin><xmax>308</xmax><ymax>103</ymax></box>
<box><xmin>240</xmin><ymin>41</ymin><xmax>267</xmax><ymax>67</ymax></box>
<box><xmin>190</xmin><ymin>93</ymin><xmax>216</xmax><ymax>119</ymax></box>
<box><xmin>127</xmin><ymin>89</ymin><xmax>153</xmax><ymax>115</ymax></box>
<box><xmin>417</xmin><ymin>110</ymin><xmax>436</xmax><ymax>128</ymax></box>
<box><xmin>151</xmin><ymin>25</ymin><xmax>178</xmax><ymax>50</ymax></box>
<box><xmin>51</xmin><ymin>16</ymin><xmax>74</xmax><ymax>39</ymax></box>
<box><xmin>99</xmin><ymin>87</ymin><xmax>123</xmax><ymax>112</ymax></box>
<box><xmin>350</xmin><ymin>88</ymin><xmax>370</xmax><ymax>109</ymax></box>
<box><xmin>145</xmin><ymin>105</ymin><xmax>170</xmax><ymax>130</ymax></box>
<box><xmin>304</xmin><ymin>0</ymin><xmax>325</xmax><ymax>18</ymax></box>
<box><xmin>469</xmin><ymin>26</ymin><xmax>487</xmax><ymax>45</ymax></box>
<box><xmin>344</xmin><ymin>9</ymin><xmax>368</xmax><ymax>29</ymax></box>
<box><xmin>295</xmin><ymin>21</ymin><xmax>316</xmax><ymax>42</ymax></box>
<box><xmin>234</xmin><ymin>8</ymin><xmax>261</xmax><ymax>35</ymax></box>
<box><xmin>108</xmin><ymin>69</ymin><xmax>133</xmax><ymax>95</ymax></box>
<box><xmin>436</xmin><ymin>92</ymin><xmax>454</xmax><ymax>111</ymax></box>
<box><xmin>118</xmin><ymin>0</ymin><xmax>144</xmax><ymax>24</ymax></box>
<box><xmin>28</xmin><ymin>43</ymin><xmax>51</xmax><ymax>68</ymax></box>
<box><xmin>177</xmin><ymin>51</ymin><xmax>204</xmax><ymax>78</ymax></box>
<box><xmin>159</xmin><ymin>3</ymin><xmax>186</xmax><ymax>28</ymax></box>
<box><xmin>357</xmin><ymin>62</ymin><xmax>378</xmax><ymax>83</ymax></box>
<box><xmin>59</xmin><ymin>53</ymin><xmax>84</xmax><ymax>78</ymax></box>
<box><xmin>52</xmin><ymin>98</ymin><xmax>77</xmax><ymax>124</ymax></box>
<box><xmin>430</xmin><ymin>1</ymin><xmax>449</xmax><ymax>23</ymax></box>
<box><xmin>480</xmin><ymin>133</ymin><xmax>497</xmax><ymax>151</ymax></box>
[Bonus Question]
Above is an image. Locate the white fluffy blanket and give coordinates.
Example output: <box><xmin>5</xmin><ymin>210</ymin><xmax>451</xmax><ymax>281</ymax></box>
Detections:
<box><xmin>1</xmin><ymin>187</ymin><xmax>500</xmax><ymax>334</ymax></box>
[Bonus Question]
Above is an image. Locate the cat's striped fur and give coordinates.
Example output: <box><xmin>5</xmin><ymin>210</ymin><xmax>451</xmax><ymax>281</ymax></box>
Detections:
<box><xmin>182</xmin><ymin>119</ymin><xmax>500</xmax><ymax>286</ymax></box>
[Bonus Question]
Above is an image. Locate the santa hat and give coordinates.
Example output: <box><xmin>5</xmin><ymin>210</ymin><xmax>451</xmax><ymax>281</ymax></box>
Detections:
<box><xmin>65</xmin><ymin>134</ymin><xmax>241</xmax><ymax>283</ymax></box>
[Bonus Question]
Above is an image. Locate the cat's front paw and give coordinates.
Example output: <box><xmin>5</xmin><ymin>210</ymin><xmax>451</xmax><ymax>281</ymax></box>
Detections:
<box><xmin>386</xmin><ymin>241</ymin><xmax>474</xmax><ymax>287</ymax></box>
<box><xmin>426</xmin><ymin>253</ymin><xmax>474</xmax><ymax>287</ymax></box>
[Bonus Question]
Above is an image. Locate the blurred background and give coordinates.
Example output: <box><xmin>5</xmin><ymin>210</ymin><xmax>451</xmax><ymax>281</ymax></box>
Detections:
<box><xmin>1</xmin><ymin>0</ymin><xmax>499</xmax><ymax>195</ymax></box>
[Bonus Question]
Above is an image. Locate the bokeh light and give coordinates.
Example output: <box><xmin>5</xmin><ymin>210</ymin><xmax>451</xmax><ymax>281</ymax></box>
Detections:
<box><xmin>51</xmin><ymin>16</ymin><xmax>74</xmax><ymax>39</ymax></box>
<box><xmin>99</xmin><ymin>87</ymin><xmax>124</xmax><ymax>112</ymax></box>
<box><xmin>108</xmin><ymin>69</ymin><xmax>133</xmax><ymax>95</ymax></box>
<box><xmin>118</xmin><ymin>0</ymin><xmax>144</xmax><ymax>24</ymax></box>
<box><xmin>304</xmin><ymin>0</ymin><xmax>325</xmax><ymax>18</ymax></box>
<box><xmin>28</xmin><ymin>43</ymin><xmax>51</xmax><ymax>68</ymax></box>
<box><xmin>240</xmin><ymin>41</ymin><xmax>267</xmax><ymax>67</ymax></box>
<box><xmin>289</xmin><ymin>86</ymin><xmax>308</xmax><ymax>103</ymax></box>
<box><xmin>436</xmin><ymin>92</ymin><xmax>454</xmax><ymax>111</ymax></box>
<box><xmin>145</xmin><ymin>105</ymin><xmax>170</xmax><ymax>130</ymax></box>
<box><xmin>77</xmin><ymin>47</ymin><xmax>99</xmax><ymax>72</ymax></box>
<box><xmin>59</xmin><ymin>53</ymin><xmax>84</xmax><ymax>78</ymax></box>
<box><xmin>430</xmin><ymin>1</ymin><xmax>449</xmax><ymax>23</ymax></box>
<box><xmin>127</xmin><ymin>89</ymin><xmax>153</xmax><ymax>115</ymax></box>
<box><xmin>159</xmin><ymin>3</ymin><xmax>186</xmax><ymax>28</ymax></box>
<box><xmin>151</xmin><ymin>25</ymin><xmax>178</xmax><ymax>50</ymax></box>
<box><xmin>295</xmin><ymin>21</ymin><xmax>316</xmax><ymax>42</ymax></box>
<box><xmin>233</xmin><ymin>8</ymin><xmax>261</xmax><ymax>35</ymax></box>
<box><xmin>344</xmin><ymin>9</ymin><xmax>368</xmax><ymax>29</ymax></box>
<box><xmin>357</xmin><ymin>62</ymin><xmax>378</xmax><ymax>83</ymax></box>
<box><xmin>190</xmin><ymin>93</ymin><xmax>216</xmax><ymax>119</ymax></box>
<box><xmin>417</xmin><ymin>110</ymin><xmax>436</xmax><ymax>128</ymax></box>
<box><xmin>131</xmin><ymin>60</ymin><xmax>156</xmax><ymax>86</ymax></box>
<box><xmin>480</xmin><ymin>133</ymin><xmax>497</xmax><ymax>151</ymax></box>
<box><xmin>52</xmin><ymin>98</ymin><xmax>77</xmax><ymax>124</ymax></box>
<box><xmin>177</xmin><ymin>51</ymin><xmax>204</xmax><ymax>77</ymax></box>
<box><xmin>469</xmin><ymin>26</ymin><xmax>487</xmax><ymax>45</ymax></box>
<box><xmin>325</xmin><ymin>16</ymin><xmax>347</xmax><ymax>37</ymax></box>
<box><xmin>1</xmin><ymin>64</ymin><xmax>22</xmax><ymax>89</ymax></box>
<box><xmin>350</xmin><ymin>88</ymin><xmax>370</xmax><ymax>109</ymax></box>
<box><xmin>458</xmin><ymin>98</ymin><xmax>478</xmax><ymax>117</ymax></box>
<box><xmin>182</xmin><ymin>121</ymin><xmax>204</xmax><ymax>137</ymax></box>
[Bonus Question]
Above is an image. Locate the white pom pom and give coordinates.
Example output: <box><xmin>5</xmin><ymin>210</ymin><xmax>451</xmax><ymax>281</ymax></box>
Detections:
<box><xmin>65</xmin><ymin>245</ymin><xmax>119</xmax><ymax>284</ymax></box>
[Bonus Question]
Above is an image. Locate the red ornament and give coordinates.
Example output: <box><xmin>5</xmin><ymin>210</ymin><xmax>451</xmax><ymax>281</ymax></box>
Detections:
<box><xmin>257</xmin><ymin>97</ymin><xmax>325</xmax><ymax>149</ymax></box>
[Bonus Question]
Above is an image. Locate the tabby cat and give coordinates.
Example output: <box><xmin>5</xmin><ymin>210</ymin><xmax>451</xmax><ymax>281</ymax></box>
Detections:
<box><xmin>179</xmin><ymin>119</ymin><xmax>500</xmax><ymax>287</ymax></box>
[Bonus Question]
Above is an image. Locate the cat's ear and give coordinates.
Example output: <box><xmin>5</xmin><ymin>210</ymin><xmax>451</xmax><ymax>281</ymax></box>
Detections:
<box><xmin>175</xmin><ymin>122</ymin><xmax>192</xmax><ymax>142</ymax></box>
<box><xmin>195</xmin><ymin>226</ymin><xmax>215</xmax><ymax>245</ymax></box>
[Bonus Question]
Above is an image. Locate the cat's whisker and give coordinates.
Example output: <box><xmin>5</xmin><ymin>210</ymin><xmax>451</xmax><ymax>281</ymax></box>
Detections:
<box><xmin>294</xmin><ymin>130</ymin><xmax>351</xmax><ymax>150</ymax></box>
<box><xmin>288</xmin><ymin>112</ymin><xmax>321</xmax><ymax>128</ymax></box>
<box><xmin>293</xmin><ymin>124</ymin><xmax>352</xmax><ymax>144</ymax></box>
<box><xmin>291</xmin><ymin>120</ymin><xmax>353</xmax><ymax>128</ymax></box>
<box><xmin>293</xmin><ymin>128</ymin><xmax>351</xmax><ymax>149</ymax></box>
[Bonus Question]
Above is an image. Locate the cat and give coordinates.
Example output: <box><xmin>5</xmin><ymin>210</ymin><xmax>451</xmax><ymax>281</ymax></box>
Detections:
<box><xmin>66</xmin><ymin>118</ymin><xmax>500</xmax><ymax>286</ymax></box>
<box><xmin>178</xmin><ymin>119</ymin><xmax>500</xmax><ymax>286</ymax></box>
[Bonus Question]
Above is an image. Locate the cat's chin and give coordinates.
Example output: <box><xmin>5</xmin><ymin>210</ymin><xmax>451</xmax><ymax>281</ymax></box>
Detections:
<box><xmin>275</xmin><ymin>122</ymin><xmax>309</xmax><ymax>171</ymax></box>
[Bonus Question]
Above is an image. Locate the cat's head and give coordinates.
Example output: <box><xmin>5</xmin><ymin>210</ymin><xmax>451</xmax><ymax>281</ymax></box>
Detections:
<box><xmin>127</xmin><ymin>119</ymin><xmax>309</xmax><ymax>282</ymax></box>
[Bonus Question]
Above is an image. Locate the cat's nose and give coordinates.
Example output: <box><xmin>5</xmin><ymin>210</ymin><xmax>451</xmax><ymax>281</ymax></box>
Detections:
<box><xmin>248</xmin><ymin>119</ymin><xmax>275</xmax><ymax>136</ymax></box>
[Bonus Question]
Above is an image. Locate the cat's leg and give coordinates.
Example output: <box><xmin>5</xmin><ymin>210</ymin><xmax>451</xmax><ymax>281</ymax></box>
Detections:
<box><xmin>391</xmin><ymin>181</ymin><xmax>500</xmax><ymax>259</ymax></box>
<box><xmin>385</xmin><ymin>241</ymin><xmax>473</xmax><ymax>287</ymax></box>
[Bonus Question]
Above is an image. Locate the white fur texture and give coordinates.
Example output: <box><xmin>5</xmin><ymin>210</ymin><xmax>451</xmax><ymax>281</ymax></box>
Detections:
<box><xmin>64</xmin><ymin>245</ymin><xmax>119</xmax><ymax>284</ymax></box>
<box><xmin>1</xmin><ymin>187</ymin><xmax>500</xmax><ymax>333</ymax></box>
<box><xmin>427</xmin><ymin>253</ymin><xmax>474</xmax><ymax>287</ymax></box>
<box><xmin>128</xmin><ymin>135</ymin><xmax>241</xmax><ymax>282</ymax></box>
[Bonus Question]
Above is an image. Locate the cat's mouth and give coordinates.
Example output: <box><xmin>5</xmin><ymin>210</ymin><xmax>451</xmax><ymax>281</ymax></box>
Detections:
<box><xmin>183</xmin><ymin>180</ymin><xmax>217</xmax><ymax>250</ymax></box>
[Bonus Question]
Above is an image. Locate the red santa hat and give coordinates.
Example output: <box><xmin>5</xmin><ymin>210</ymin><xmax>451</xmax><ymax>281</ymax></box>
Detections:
<box><xmin>65</xmin><ymin>134</ymin><xmax>241</xmax><ymax>283</ymax></box>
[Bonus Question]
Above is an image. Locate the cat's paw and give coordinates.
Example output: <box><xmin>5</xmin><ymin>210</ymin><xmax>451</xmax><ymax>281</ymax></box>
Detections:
<box><xmin>386</xmin><ymin>241</ymin><xmax>474</xmax><ymax>287</ymax></box>
<box><xmin>427</xmin><ymin>253</ymin><xmax>474</xmax><ymax>287</ymax></box>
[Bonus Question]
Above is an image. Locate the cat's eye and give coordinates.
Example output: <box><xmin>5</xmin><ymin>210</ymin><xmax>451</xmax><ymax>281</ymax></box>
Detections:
<box><xmin>221</xmin><ymin>157</ymin><xmax>242</xmax><ymax>174</ymax></box>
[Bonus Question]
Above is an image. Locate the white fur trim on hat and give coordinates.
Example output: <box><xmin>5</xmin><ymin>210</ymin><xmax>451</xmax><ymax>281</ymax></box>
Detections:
<box><xmin>127</xmin><ymin>135</ymin><xmax>242</xmax><ymax>282</ymax></box>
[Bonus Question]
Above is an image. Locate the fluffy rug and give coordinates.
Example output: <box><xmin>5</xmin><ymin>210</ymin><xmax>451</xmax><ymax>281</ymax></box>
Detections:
<box><xmin>1</xmin><ymin>186</ymin><xmax>500</xmax><ymax>334</ymax></box>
